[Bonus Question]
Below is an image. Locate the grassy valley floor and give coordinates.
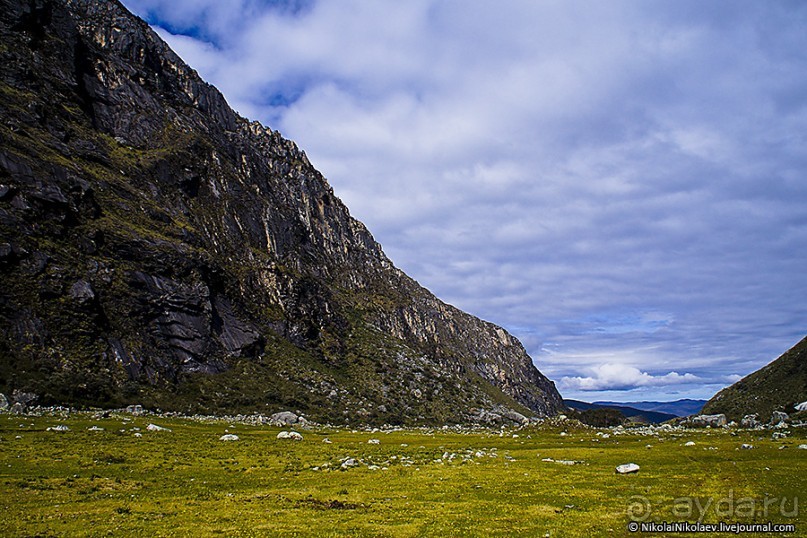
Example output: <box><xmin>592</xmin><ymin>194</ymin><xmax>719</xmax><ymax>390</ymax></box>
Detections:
<box><xmin>0</xmin><ymin>413</ymin><xmax>804</xmax><ymax>537</ymax></box>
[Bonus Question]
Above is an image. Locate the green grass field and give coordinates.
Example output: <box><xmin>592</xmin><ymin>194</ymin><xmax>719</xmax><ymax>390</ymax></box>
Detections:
<box><xmin>0</xmin><ymin>413</ymin><xmax>803</xmax><ymax>537</ymax></box>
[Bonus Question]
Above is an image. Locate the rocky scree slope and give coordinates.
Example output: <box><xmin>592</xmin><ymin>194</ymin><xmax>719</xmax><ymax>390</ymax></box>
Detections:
<box><xmin>0</xmin><ymin>0</ymin><xmax>563</xmax><ymax>423</ymax></box>
<box><xmin>702</xmin><ymin>336</ymin><xmax>807</xmax><ymax>422</ymax></box>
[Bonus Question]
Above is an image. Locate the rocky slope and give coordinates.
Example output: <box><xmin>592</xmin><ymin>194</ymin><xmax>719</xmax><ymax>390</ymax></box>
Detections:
<box><xmin>0</xmin><ymin>0</ymin><xmax>563</xmax><ymax>423</ymax></box>
<box><xmin>702</xmin><ymin>336</ymin><xmax>807</xmax><ymax>422</ymax></box>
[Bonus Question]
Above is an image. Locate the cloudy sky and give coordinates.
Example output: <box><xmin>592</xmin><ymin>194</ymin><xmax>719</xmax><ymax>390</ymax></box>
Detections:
<box><xmin>121</xmin><ymin>0</ymin><xmax>807</xmax><ymax>403</ymax></box>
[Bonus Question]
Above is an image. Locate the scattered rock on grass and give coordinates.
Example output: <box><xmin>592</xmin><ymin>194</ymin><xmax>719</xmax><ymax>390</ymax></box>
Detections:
<box><xmin>269</xmin><ymin>411</ymin><xmax>308</xmax><ymax>426</ymax></box>
<box><xmin>146</xmin><ymin>424</ymin><xmax>171</xmax><ymax>432</ymax></box>
<box><xmin>277</xmin><ymin>431</ymin><xmax>303</xmax><ymax>441</ymax></box>
<box><xmin>219</xmin><ymin>434</ymin><xmax>239</xmax><ymax>441</ymax></box>
<box><xmin>125</xmin><ymin>405</ymin><xmax>144</xmax><ymax>415</ymax></box>
<box><xmin>615</xmin><ymin>463</ymin><xmax>640</xmax><ymax>474</ymax></box>
<box><xmin>341</xmin><ymin>458</ymin><xmax>359</xmax><ymax>469</ymax></box>
<box><xmin>46</xmin><ymin>425</ymin><xmax>69</xmax><ymax>432</ymax></box>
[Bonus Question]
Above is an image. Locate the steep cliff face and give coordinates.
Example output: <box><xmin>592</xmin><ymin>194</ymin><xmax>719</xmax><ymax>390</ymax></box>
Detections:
<box><xmin>0</xmin><ymin>0</ymin><xmax>563</xmax><ymax>422</ymax></box>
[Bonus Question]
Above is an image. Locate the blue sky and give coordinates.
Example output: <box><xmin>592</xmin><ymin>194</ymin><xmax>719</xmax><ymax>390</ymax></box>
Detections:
<box><xmin>121</xmin><ymin>0</ymin><xmax>807</xmax><ymax>403</ymax></box>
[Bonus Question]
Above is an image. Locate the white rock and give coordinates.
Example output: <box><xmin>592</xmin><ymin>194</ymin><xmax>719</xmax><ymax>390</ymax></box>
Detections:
<box><xmin>616</xmin><ymin>463</ymin><xmax>640</xmax><ymax>474</ymax></box>
<box><xmin>684</xmin><ymin>441</ymin><xmax>696</xmax><ymax>446</ymax></box>
<box><xmin>219</xmin><ymin>434</ymin><xmax>239</xmax><ymax>441</ymax></box>
<box><xmin>268</xmin><ymin>411</ymin><xmax>302</xmax><ymax>426</ymax></box>
<box><xmin>146</xmin><ymin>424</ymin><xmax>171</xmax><ymax>432</ymax></box>
<box><xmin>46</xmin><ymin>425</ymin><xmax>69</xmax><ymax>432</ymax></box>
<box><xmin>323</xmin><ymin>438</ymin><xmax>332</xmax><ymax>444</ymax></box>
<box><xmin>795</xmin><ymin>401</ymin><xmax>807</xmax><ymax>412</ymax></box>
<box><xmin>740</xmin><ymin>444</ymin><xmax>754</xmax><ymax>450</ymax></box>
<box><xmin>277</xmin><ymin>431</ymin><xmax>303</xmax><ymax>441</ymax></box>
<box><xmin>691</xmin><ymin>414</ymin><xmax>727</xmax><ymax>428</ymax></box>
<box><xmin>798</xmin><ymin>444</ymin><xmax>807</xmax><ymax>450</ymax></box>
<box><xmin>125</xmin><ymin>405</ymin><xmax>143</xmax><ymax>415</ymax></box>
<box><xmin>87</xmin><ymin>426</ymin><xmax>104</xmax><ymax>431</ymax></box>
<box><xmin>368</xmin><ymin>439</ymin><xmax>380</xmax><ymax>444</ymax></box>
<box><xmin>741</xmin><ymin>414</ymin><xmax>761</xmax><ymax>429</ymax></box>
<box><xmin>134</xmin><ymin>432</ymin><xmax>142</xmax><ymax>438</ymax></box>
<box><xmin>341</xmin><ymin>458</ymin><xmax>359</xmax><ymax>469</ymax></box>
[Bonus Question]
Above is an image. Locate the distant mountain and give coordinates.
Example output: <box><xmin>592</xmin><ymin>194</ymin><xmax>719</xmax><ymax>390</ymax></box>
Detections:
<box><xmin>564</xmin><ymin>399</ymin><xmax>677</xmax><ymax>424</ymax></box>
<box><xmin>702</xmin><ymin>336</ymin><xmax>807</xmax><ymax>422</ymax></box>
<box><xmin>0</xmin><ymin>0</ymin><xmax>563</xmax><ymax>423</ymax></box>
<box><xmin>593</xmin><ymin>399</ymin><xmax>706</xmax><ymax>417</ymax></box>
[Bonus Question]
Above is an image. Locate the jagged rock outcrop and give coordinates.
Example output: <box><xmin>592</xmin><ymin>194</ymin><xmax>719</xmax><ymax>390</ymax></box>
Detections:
<box><xmin>688</xmin><ymin>414</ymin><xmax>727</xmax><ymax>428</ymax></box>
<box><xmin>0</xmin><ymin>0</ymin><xmax>563</xmax><ymax>423</ymax></box>
<box><xmin>702</xmin><ymin>336</ymin><xmax>807</xmax><ymax>422</ymax></box>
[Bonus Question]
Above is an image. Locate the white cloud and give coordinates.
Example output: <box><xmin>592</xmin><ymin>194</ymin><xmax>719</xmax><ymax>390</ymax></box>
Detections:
<box><xmin>560</xmin><ymin>363</ymin><xmax>700</xmax><ymax>392</ymax></box>
<box><xmin>722</xmin><ymin>374</ymin><xmax>743</xmax><ymax>384</ymax></box>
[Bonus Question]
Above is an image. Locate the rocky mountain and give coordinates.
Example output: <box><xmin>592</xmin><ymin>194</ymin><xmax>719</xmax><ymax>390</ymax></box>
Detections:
<box><xmin>0</xmin><ymin>0</ymin><xmax>563</xmax><ymax>423</ymax></box>
<box><xmin>702</xmin><ymin>336</ymin><xmax>807</xmax><ymax>421</ymax></box>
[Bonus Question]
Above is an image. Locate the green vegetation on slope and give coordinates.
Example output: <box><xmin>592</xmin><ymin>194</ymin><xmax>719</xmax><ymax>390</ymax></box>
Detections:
<box><xmin>0</xmin><ymin>0</ymin><xmax>563</xmax><ymax>421</ymax></box>
<box><xmin>703</xmin><ymin>336</ymin><xmax>807</xmax><ymax>422</ymax></box>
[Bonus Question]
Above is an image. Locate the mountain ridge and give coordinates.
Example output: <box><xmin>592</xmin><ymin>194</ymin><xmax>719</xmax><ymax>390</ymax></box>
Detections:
<box><xmin>592</xmin><ymin>399</ymin><xmax>705</xmax><ymax>417</ymax></box>
<box><xmin>702</xmin><ymin>336</ymin><xmax>807</xmax><ymax>422</ymax></box>
<box><xmin>563</xmin><ymin>399</ymin><xmax>676</xmax><ymax>424</ymax></box>
<box><xmin>0</xmin><ymin>0</ymin><xmax>563</xmax><ymax>423</ymax></box>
